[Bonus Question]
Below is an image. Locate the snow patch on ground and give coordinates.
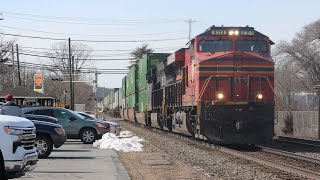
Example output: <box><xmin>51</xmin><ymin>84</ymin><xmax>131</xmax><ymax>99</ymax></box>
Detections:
<box><xmin>93</xmin><ymin>130</ymin><xmax>144</xmax><ymax>152</ymax></box>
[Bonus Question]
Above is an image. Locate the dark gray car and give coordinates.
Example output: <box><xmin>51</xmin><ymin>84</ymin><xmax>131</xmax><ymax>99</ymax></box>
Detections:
<box><xmin>22</xmin><ymin>107</ymin><xmax>110</xmax><ymax>144</ymax></box>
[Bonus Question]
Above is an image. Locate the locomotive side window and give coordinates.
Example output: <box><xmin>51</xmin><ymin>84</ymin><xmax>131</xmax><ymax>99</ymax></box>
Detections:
<box><xmin>236</xmin><ymin>40</ymin><xmax>268</xmax><ymax>53</ymax></box>
<box><xmin>198</xmin><ymin>40</ymin><xmax>232</xmax><ymax>52</ymax></box>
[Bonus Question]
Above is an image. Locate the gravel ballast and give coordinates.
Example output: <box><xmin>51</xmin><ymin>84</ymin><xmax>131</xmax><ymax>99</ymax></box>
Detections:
<box><xmin>120</xmin><ymin>121</ymin><xmax>286</xmax><ymax>180</ymax></box>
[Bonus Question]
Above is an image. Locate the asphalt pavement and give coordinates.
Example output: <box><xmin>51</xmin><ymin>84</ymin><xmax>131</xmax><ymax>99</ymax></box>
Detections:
<box><xmin>18</xmin><ymin>140</ymin><xmax>130</xmax><ymax>180</ymax></box>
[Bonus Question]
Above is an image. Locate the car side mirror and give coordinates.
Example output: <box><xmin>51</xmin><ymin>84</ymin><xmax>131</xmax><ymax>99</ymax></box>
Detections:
<box><xmin>69</xmin><ymin>116</ymin><xmax>77</xmax><ymax>121</ymax></box>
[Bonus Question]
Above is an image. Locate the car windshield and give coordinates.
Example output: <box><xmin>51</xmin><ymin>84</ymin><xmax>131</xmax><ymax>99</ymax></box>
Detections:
<box><xmin>236</xmin><ymin>40</ymin><xmax>268</xmax><ymax>53</ymax></box>
<box><xmin>64</xmin><ymin>109</ymin><xmax>88</xmax><ymax>120</ymax></box>
<box><xmin>78</xmin><ymin>112</ymin><xmax>96</xmax><ymax>120</ymax></box>
<box><xmin>198</xmin><ymin>40</ymin><xmax>232</xmax><ymax>52</ymax></box>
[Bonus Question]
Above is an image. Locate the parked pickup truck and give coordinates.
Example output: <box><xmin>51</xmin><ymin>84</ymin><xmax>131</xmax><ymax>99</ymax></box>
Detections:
<box><xmin>0</xmin><ymin>115</ymin><xmax>38</xmax><ymax>177</ymax></box>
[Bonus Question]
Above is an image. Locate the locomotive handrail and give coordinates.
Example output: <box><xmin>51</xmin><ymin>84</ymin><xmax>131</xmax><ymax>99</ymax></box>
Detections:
<box><xmin>264</xmin><ymin>76</ymin><xmax>279</xmax><ymax>125</ymax></box>
<box><xmin>198</xmin><ymin>75</ymin><xmax>213</xmax><ymax>101</ymax></box>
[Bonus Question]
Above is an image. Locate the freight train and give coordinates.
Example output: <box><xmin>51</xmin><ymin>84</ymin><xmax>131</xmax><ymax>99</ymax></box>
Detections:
<box><xmin>104</xmin><ymin>25</ymin><xmax>275</xmax><ymax>144</ymax></box>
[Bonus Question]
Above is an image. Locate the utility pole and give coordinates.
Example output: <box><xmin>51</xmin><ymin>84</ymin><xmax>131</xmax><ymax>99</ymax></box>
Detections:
<box><xmin>68</xmin><ymin>38</ymin><xmax>74</xmax><ymax>110</ymax></box>
<box><xmin>11</xmin><ymin>45</ymin><xmax>15</xmax><ymax>87</ymax></box>
<box><xmin>94</xmin><ymin>72</ymin><xmax>99</xmax><ymax>118</ymax></box>
<box><xmin>16</xmin><ymin>44</ymin><xmax>21</xmax><ymax>86</ymax></box>
<box><xmin>185</xmin><ymin>19</ymin><xmax>196</xmax><ymax>41</ymax></box>
<box><xmin>316</xmin><ymin>86</ymin><xmax>320</xmax><ymax>139</ymax></box>
<box><xmin>72</xmin><ymin>55</ymin><xmax>75</xmax><ymax>110</ymax></box>
<box><xmin>318</xmin><ymin>88</ymin><xmax>320</xmax><ymax>139</ymax></box>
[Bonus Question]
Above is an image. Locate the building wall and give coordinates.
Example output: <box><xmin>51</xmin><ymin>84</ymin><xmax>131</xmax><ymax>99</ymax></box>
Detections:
<box><xmin>274</xmin><ymin>111</ymin><xmax>319</xmax><ymax>139</ymax></box>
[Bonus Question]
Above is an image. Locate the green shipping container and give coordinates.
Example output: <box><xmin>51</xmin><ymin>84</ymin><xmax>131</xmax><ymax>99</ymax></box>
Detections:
<box><xmin>138</xmin><ymin>53</ymin><xmax>170</xmax><ymax>91</ymax></box>
<box><xmin>138</xmin><ymin>89</ymin><xmax>147</xmax><ymax>113</ymax></box>
<box><xmin>122</xmin><ymin>76</ymin><xmax>126</xmax><ymax>98</ymax></box>
<box><xmin>126</xmin><ymin>65</ymin><xmax>137</xmax><ymax>96</ymax></box>
<box><xmin>126</xmin><ymin>93</ymin><xmax>137</xmax><ymax>108</ymax></box>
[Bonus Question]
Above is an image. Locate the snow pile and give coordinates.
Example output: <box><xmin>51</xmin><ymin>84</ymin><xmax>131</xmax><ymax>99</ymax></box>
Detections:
<box><xmin>93</xmin><ymin>130</ymin><xmax>144</xmax><ymax>152</ymax></box>
<box><xmin>119</xmin><ymin>130</ymin><xmax>135</xmax><ymax>138</ymax></box>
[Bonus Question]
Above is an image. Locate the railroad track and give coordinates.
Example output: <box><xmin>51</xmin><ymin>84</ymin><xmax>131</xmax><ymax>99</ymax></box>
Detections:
<box><xmin>274</xmin><ymin>136</ymin><xmax>320</xmax><ymax>148</ymax></box>
<box><xmin>122</xmin><ymin>121</ymin><xmax>320</xmax><ymax>179</ymax></box>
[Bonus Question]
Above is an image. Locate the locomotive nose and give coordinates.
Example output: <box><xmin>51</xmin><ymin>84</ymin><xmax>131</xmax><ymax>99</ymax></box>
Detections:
<box><xmin>198</xmin><ymin>52</ymin><xmax>274</xmax><ymax>103</ymax></box>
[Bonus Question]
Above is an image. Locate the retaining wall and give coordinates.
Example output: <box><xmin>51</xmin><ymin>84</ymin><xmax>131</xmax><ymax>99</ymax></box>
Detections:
<box><xmin>274</xmin><ymin>111</ymin><xmax>319</xmax><ymax>139</ymax></box>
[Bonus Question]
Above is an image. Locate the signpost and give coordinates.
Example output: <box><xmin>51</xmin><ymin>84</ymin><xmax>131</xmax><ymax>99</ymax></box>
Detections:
<box><xmin>34</xmin><ymin>73</ymin><xmax>44</xmax><ymax>94</ymax></box>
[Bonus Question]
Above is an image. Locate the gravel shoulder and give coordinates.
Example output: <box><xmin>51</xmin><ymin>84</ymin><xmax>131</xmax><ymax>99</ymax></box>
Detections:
<box><xmin>117</xmin><ymin>142</ymin><xmax>210</xmax><ymax>180</ymax></box>
<box><xmin>120</xmin><ymin>121</ymin><xmax>295</xmax><ymax>180</ymax></box>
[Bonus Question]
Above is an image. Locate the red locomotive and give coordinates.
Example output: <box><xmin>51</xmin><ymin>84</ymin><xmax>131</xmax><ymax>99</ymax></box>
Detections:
<box><xmin>121</xmin><ymin>25</ymin><xmax>275</xmax><ymax>144</ymax></box>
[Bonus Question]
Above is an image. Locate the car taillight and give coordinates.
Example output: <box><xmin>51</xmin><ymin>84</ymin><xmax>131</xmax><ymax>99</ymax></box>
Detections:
<box><xmin>54</xmin><ymin>128</ymin><xmax>65</xmax><ymax>135</ymax></box>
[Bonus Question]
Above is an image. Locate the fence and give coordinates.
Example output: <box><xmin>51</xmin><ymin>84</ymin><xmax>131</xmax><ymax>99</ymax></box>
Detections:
<box><xmin>274</xmin><ymin>111</ymin><xmax>319</xmax><ymax>139</ymax></box>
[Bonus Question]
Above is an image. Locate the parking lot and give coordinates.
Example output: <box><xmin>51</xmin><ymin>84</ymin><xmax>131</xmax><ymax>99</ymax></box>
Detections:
<box><xmin>17</xmin><ymin>140</ymin><xmax>130</xmax><ymax>180</ymax></box>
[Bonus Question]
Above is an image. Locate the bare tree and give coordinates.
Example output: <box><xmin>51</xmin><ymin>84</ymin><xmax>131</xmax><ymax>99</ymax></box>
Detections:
<box><xmin>0</xmin><ymin>36</ymin><xmax>17</xmax><ymax>89</ymax></box>
<box><xmin>277</xmin><ymin>19</ymin><xmax>320</xmax><ymax>87</ymax></box>
<box><xmin>47</xmin><ymin>41</ymin><xmax>93</xmax><ymax>76</ymax></box>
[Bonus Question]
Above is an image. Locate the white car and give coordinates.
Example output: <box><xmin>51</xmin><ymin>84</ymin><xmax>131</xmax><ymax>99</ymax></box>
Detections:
<box><xmin>77</xmin><ymin>112</ymin><xmax>120</xmax><ymax>136</ymax></box>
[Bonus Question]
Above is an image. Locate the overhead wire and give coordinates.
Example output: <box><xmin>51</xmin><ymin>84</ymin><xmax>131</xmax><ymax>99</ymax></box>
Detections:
<box><xmin>8</xmin><ymin>61</ymin><xmax>129</xmax><ymax>74</ymax></box>
<box><xmin>0</xmin><ymin>25</ymin><xmax>185</xmax><ymax>37</ymax></box>
<box><xmin>18</xmin><ymin>52</ymin><xmax>134</xmax><ymax>61</ymax></box>
<box><xmin>0</xmin><ymin>32</ymin><xmax>187</xmax><ymax>43</ymax></box>
<box><xmin>18</xmin><ymin>45</ymin><xmax>183</xmax><ymax>52</ymax></box>
<box><xmin>2</xmin><ymin>11</ymin><xmax>182</xmax><ymax>23</ymax></box>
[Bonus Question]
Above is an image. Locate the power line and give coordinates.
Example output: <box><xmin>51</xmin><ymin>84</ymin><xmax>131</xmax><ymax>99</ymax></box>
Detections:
<box><xmin>18</xmin><ymin>45</ymin><xmax>183</xmax><ymax>52</ymax></box>
<box><xmin>5</xmin><ymin>14</ymin><xmax>182</xmax><ymax>26</ymax></box>
<box><xmin>8</xmin><ymin>61</ymin><xmax>129</xmax><ymax>73</ymax></box>
<box><xmin>19</xmin><ymin>49</ymin><xmax>131</xmax><ymax>58</ymax></box>
<box><xmin>0</xmin><ymin>24</ymin><xmax>185</xmax><ymax>37</ymax></box>
<box><xmin>18</xmin><ymin>61</ymin><xmax>129</xmax><ymax>71</ymax></box>
<box><xmin>18</xmin><ymin>52</ymin><xmax>134</xmax><ymax>61</ymax></box>
<box><xmin>3</xmin><ymin>11</ymin><xmax>182</xmax><ymax>23</ymax></box>
<box><xmin>0</xmin><ymin>32</ymin><xmax>187</xmax><ymax>43</ymax></box>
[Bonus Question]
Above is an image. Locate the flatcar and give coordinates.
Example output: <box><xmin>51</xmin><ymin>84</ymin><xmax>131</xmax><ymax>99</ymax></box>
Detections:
<box><xmin>117</xmin><ymin>25</ymin><xmax>275</xmax><ymax>144</ymax></box>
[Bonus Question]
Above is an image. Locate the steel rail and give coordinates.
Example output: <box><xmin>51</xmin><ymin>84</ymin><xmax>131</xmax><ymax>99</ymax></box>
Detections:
<box><xmin>274</xmin><ymin>136</ymin><xmax>320</xmax><ymax>148</ymax></box>
<box><xmin>258</xmin><ymin>146</ymin><xmax>320</xmax><ymax>165</ymax></box>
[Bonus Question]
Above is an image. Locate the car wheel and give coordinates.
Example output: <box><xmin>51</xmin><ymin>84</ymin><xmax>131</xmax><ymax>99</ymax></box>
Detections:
<box><xmin>35</xmin><ymin>135</ymin><xmax>53</xmax><ymax>158</ymax></box>
<box><xmin>0</xmin><ymin>152</ymin><xmax>8</xmax><ymax>180</ymax></box>
<box><xmin>80</xmin><ymin>128</ymin><xmax>97</xmax><ymax>144</ymax></box>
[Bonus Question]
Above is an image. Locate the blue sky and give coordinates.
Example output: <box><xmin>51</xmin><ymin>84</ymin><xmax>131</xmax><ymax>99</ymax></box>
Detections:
<box><xmin>1</xmin><ymin>0</ymin><xmax>319</xmax><ymax>88</ymax></box>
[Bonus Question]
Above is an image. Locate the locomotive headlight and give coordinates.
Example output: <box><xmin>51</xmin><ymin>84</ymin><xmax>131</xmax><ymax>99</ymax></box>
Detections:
<box><xmin>228</xmin><ymin>31</ymin><xmax>234</xmax><ymax>35</ymax></box>
<box><xmin>257</xmin><ymin>93</ymin><xmax>263</xmax><ymax>100</ymax></box>
<box><xmin>234</xmin><ymin>30</ymin><xmax>239</xmax><ymax>35</ymax></box>
<box><xmin>217</xmin><ymin>93</ymin><xmax>224</xmax><ymax>99</ymax></box>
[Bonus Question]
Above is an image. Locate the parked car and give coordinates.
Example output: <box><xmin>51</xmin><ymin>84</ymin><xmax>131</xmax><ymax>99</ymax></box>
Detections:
<box><xmin>32</xmin><ymin>120</ymin><xmax>66</xmax><ymax>158</ymax></box>
<box><xmin>22</xmin><ymin>107</ymin><xmax>111</xmax><ymax>144</ymax></box>
<box><xmin>0</xmin><ymin>115</ymin><xmax>38</xmax><ymax>177</ymax></box>
<box><xmin>78</xmin><ymin>112</ymin><xmax>120</xmax><ymax>136</ymax></box>
<box><xmin>25</xmin><ymin>114</ymin><xmax>58</xmax><ymax>124</ymax></box>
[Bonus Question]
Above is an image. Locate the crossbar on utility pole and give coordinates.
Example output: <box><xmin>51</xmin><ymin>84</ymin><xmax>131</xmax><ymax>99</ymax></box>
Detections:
<box><xmin>16</xmin><ymin>44</ymin><xmax>21</xmax><ymax>86</ymax></box>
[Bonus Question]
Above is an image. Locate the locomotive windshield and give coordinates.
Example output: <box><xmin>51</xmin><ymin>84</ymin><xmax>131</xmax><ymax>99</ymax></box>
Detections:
<box><xmin>198</xmin><ymin>40</ymin><xmax>232</xmax><ymax>52</ymax></box>
<box><xmin>236</xmin><ymin>40</ymin><xmax>268</xmax><ymax>53</ymax></box>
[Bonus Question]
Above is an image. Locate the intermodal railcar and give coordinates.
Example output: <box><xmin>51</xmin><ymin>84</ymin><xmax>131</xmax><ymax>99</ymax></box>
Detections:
<box><xmin>107</xmin><ymin>25</ymin><xmax>275</xmax><ymax>144</ymax></box>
